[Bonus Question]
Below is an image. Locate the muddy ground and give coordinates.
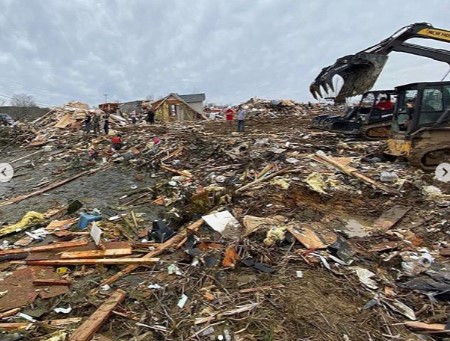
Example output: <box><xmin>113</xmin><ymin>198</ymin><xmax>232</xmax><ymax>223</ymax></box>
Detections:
<box><xmin>0</xmin><ymin>111</ymin><xmax>450</xmax><ymax>341</ymax></box>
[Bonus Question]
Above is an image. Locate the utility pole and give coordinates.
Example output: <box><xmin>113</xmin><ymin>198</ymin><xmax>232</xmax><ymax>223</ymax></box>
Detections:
<box><xmin>104</xmin><ymin>94</ymin><xmax>108</xmax><ymax>103</ymax></box>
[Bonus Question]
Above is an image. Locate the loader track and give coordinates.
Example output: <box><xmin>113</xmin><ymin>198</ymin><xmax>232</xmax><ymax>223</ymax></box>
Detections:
<box><xmin>408</xmin><ymin>143</ymin><xmax>450</xmax><ymax>171</ymax></box>
<box><xmin>360</xmin><ymin>123</ymin><xmax>391</xmax><ymax>140</ymax></box>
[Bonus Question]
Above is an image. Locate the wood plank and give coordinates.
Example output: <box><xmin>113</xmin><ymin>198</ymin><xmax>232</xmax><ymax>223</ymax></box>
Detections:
<box><xmin>286</xmin><ymin>225</ymin><xmax>328</xmax><ymax>249</ymax></box>
<box><xmin>33</xmin><ymin>279</ymin><xmax>71</xmax><ymax>286</ymax></box>
<box><xmin>60</xmin><ymin>247</ymin><xmax>132</xmax><ymax>259</ymax></box>
<box><xmin>68</xmin><ymin>289</ymin><xmax>126</xmax><ymax>341</ymax></box>
<box><xmin>26</xmin><ymin>258</ymin><xmax>160</xmax><ymax>266</ymax></box>
<box><xmin>404</xmin><ymin>321</ymin><xmax>447</xmax><ymax>332</ymax></box>
<box><xmin>160</xmin><ymin>164</ymin><xmax>193</xmax><ymax>178</ymax></box>
<box><xmin>0</xmin><ymin>165</ymin><xmax>109</xmax><ymax>207</ymax></box>
<box><xmin>0</xmin><ymin>240</ymin><xmax>89</xmax><ymax>256</ymax></box>
<box><xmin>0</xmin><ymin>322</ymin><xmax>29</xmax><ymax>330</ymax></box>
<box><xmin>313</xmin><ymin>153</ymin><xmax>398</xmax><ymax>195</ymax></box>
<box><xmin>0</xmin><ymin>308</ymin><xmax>21</xmax><ymax>318</ymax></box>
<box><xmin>372</xmin><ymin>206</ymin><xmax>412</xmax><ymax>232</ymax></box>
<box><xmin>100</xmin><ymin>218</ymin><xmax>204</xmax><ymax>287</ymax></box>
<box><xmin>439</xmin><ymin>248</ymin><xmax>450</xmax><ymax>256</ymax></box>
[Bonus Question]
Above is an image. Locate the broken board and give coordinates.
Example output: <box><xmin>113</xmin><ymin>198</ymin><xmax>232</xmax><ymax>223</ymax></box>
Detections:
<box><xmin>286</xmin><ymin>223</ymin><xmax>336</xmax><ymax>249</ymax></box>
<box><xmin>372</xmin><ymin>206</ymin><xmax>412</xmax><ymax>232</ymax></box>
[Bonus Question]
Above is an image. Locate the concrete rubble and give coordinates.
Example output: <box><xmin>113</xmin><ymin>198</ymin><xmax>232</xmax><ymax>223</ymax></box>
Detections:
<box><xmin>0</xmin><ymin>99</ymin><xmax>449</xmax><ymax>340</ymax></box>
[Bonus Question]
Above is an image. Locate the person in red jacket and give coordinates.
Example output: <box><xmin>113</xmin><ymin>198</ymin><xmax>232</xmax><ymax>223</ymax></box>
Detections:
<box><xmin>111</xmin><ymin>134</ymin><xmax>123</xmax><ymax>151</ymax></box>
<box><xmin>224</xmin><ymin>107</ymin><xmax>235</xmax><ymax>133</ymax></box>
<box><xmin>375</xmin><ymin>97</ymin><xmax>394</xmax><ymax>111</ymax></box>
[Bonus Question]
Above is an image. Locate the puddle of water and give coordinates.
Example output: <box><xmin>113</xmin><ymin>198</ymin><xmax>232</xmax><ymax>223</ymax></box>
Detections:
<box><xmin>342</xmin><ymin>219</ymin><xmax>369</xmax><ymax>238</ymax></box>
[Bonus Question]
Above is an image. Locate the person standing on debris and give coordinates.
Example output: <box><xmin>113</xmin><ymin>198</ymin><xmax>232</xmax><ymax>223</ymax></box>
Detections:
<box><xmin>84</xmin><ymin>111</ymin><xmax>92</xmax><ymax>134</ymax></box>
<box><xmin>237</xmin><ymin>106</ymin><xmax>247</xmax><ymax>132</ymax></box>
<box><xmin>92</xmin><ymin>111</ymin><xmax>101</xmax><ymax>135</ymax></box>
<box><xmin>224</xmin><ymin>107</ymin><xmax>235</xmax><ymax>133</ymax></box>
<box><xmin>103</xmin><ymin>111</ymin><xmax>110</xmax><ymax>135</ymax></box>
<box><xmin>130</xmin><ymin>110</ymin><xmax>137</xmax><ymax>125</ymax></box>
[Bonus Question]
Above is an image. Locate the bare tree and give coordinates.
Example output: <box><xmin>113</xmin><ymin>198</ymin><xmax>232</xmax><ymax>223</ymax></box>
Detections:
<box><xmin>10</xmin><ymin>93</ymin><xmax>36</xmax><ymax>107</ymax></box>
<box><xmin>145</xmin><ymin>94</ymin><xmax>154</xmax><ymax>101</ymax></box>
<box><xmin>0</xmin><ymin>98</ymin><xmax>6</xmax><ymax>106</ymax></box>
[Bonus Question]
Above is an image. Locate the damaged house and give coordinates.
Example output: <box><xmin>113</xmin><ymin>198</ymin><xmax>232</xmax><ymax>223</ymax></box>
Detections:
<box><xmin>151</xmin><ymin>93</ymin><xmax>207</xmax><ymax>122</ymax></box>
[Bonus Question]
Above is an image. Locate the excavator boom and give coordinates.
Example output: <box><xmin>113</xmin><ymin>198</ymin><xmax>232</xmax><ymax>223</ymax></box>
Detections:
<box><xmin>310</xmin><ymin>23</ymin><xmax>450</xmax><ymax>103</ymax></box>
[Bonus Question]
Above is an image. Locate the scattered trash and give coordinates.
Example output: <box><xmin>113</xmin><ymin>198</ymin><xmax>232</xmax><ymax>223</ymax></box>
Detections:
<box><xmin>380</xmin><ymin>171</ymin><xmax>398</xmax><ymax>182</ymax></box>
<box><xmin>401</xmin><ymin>251</ymin><xmax>434</xmax><ymax>276</ymax></box>
<box><xmin>150</xmin><ymin>220</ymin><xmax>175</xmax><ymax>242</ymax></box>
<box><xmin>53</xmin><ymin>306</ymin><xmax>72</xmax><ymax>314</ymax></box>
<box><xmin>353</xmin><ymin>267</ymin><xmax>378</xmax><ymax>290</ymax></box>
<box><xmin>168</xmin><ymin>264</ymin><xmax>183</xmax><ymax>276</ymax></box>
<box><xmin>177</xmin><ymin>294</ymin><xmax>188</xmax><ymax>308</ymax></box>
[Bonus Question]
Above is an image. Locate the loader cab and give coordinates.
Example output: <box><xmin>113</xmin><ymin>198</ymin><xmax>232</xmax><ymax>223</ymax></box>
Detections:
<box><xmin>356</xmin><ymin>90</ymin><xmax>395</xmax><ymax>124</ymax></box>
<box><xmin>392</xmin><ymin>81</ymin><xmax>450</xmax><ymax>135</ymax></box>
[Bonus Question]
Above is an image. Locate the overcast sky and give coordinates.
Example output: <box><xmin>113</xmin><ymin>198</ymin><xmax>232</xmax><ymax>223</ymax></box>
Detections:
<box><xmin>0</xmin><ymin>0</ymin><xmax>448</xmax><ymax>107</ymax></box>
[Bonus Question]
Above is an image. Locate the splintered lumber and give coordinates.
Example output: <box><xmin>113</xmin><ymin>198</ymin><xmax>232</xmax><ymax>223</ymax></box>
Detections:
<box><xmin>68</xmin><ymin>289</ymin><xmax>126</xmax><ymax>341</ymax></box>
<box><xmin>238</xmin><ymin>284</ymin><xmax>285</xmax><ymax>293</ymax></box>
<box><xmin>0</xmin><ymin>165</ymin><xmax>108</xmax><ymax>207</ymax></box>
<box><xmin>0</xmin><ymin>322</ymin><xmax>30</xmax><ymax>330</ymax></box>
<box><xmin>26</xmin><ymin>258</ymin><xmax>160</xmax><ymax>266</ymax></box>
<box><xmin>194</xmin><ymin>303</ymin><xmax>259</xmax><ymax>325</ymax></box>
<box><xmin>286</xmin><ymin>225</ymin><xmax>328</xmax><ymax>249</ymax></box>
<box><xmin>372</xmin><ymin>205</ymin><xmax>412</xmax><ymax>232</ymax></box>
<box><xmin>0</xmin><ymin>308</ymin><xmax>21</xmax><ymax>318</ymax></box>
<box><xmin>33</xmin><ymin>279</ymin><xmax>72</xmax><ymax>286</ymax></box>
<box><xmin>60</xmin><ymin>247</ymin><xmax>132</xmax><ymax>259</ymax></box>
<box><xmin>160</xmin><ymin>164</ymin><xmax>193</xmax><ymax>178</ymax></box>
<box><xmin>236</xmin><ymin>167</ymin><xmax>292</xmax><ymax>192</ymax></box>
<box><xmin>313</xmin><ymin>153</ymin><xmax>398</xmax><ymax>195</ymax></box>
<box><xmin>0</xmin><ymin>318</ymin><xmax>82</xmax><ymax>331</ymax></box>
<box><xmin>0</xmin><ymin>240</ymin><xmax>89</xmax><ymax>256</ymax></box>
<box><xmin>161</xmin><ymin>146</ymin><xmax>183</xmax><ymax>162</ymax></box>
<box><xmin>100</xmin><ymin>218</ymin><xmax>204</xmax><ymax>286</ymax></box>
<box><xmin>404</xmin><ymin>321</ymin><xmax>447</xmax><ymax>332</ymax></box>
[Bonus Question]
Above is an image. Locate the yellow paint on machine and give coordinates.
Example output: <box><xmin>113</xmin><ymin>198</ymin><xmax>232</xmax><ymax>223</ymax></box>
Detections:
<box><xmin>387</xmin><ymin>138</ymin><xmax>412</xmax><ymax>157</ymax></box>
<box><xmin>418</xmin><ymin>28</ymin><xmax>450</xmax><ymax>42</ymax></box>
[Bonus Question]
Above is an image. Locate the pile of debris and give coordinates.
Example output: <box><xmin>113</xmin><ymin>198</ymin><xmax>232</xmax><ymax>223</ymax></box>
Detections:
<box><xmin>1</xmin><ymin>103</ymin><xmax>450</xmax><ymax>340</ymax></box>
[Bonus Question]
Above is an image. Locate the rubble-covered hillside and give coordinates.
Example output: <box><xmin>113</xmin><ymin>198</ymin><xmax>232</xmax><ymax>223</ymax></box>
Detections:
<box><xmin>0</xmin><ymin>99</ymin><xmax>449</xmax><ymax>341</ymax></box>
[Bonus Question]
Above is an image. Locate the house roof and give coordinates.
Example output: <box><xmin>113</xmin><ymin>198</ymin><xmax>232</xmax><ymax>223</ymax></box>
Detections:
<box><xmin>178</xmin><ymin>93</ymin><xmax>205</xmax><ymax>103</ymax></box>
<box><xmin>119</xmin><ymin>100</ymin><xmax>143</xmax><ymax>113</ymax></box>
<box><xmin>153</xmin><ymin>93</ymin><xmax>207</xmax><ymax>119</ymax></box>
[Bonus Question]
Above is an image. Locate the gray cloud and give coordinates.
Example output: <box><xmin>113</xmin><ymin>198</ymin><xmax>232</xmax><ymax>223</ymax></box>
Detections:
<box><xmin>0</xmin><ymin>0</ymin><xmax>448</xmax><ymax>106</ymax></box>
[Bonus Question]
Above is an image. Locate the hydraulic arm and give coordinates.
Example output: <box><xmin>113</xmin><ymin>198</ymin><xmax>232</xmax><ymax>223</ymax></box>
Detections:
<box><xmin>310</xmin><ymin>23</ymin><xmax>450</xmax><ymax>103</ymax></box>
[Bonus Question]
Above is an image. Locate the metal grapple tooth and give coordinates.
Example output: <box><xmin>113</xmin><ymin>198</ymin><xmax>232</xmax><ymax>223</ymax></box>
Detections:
<box><xmin>309</xmin><ymin>84</ymin><xmax>321</xmax><ymax>100</ymax></box>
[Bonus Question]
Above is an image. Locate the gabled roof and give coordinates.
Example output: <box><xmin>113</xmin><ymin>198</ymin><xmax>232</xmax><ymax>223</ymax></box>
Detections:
<box><xmin>153</xmin><ymin>93</ymin><xmax>207</xmax><ymax>119</ymax></box>
<box><xmin>178</xmin><ymin>93</ymin><xmax>205</xmax><ymax>103</ymax></box>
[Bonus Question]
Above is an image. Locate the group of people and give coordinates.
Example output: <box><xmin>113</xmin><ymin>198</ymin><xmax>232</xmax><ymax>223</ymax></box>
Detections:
<box><xmin>224</xmin><ymin>105</ymin><xmax>247</xmax><ymax>133</ymax></box>
<box><xmin>84</xmin><ymin>110</ymin><xmax>110</xmax><ymax>135</ymax></box>
<box><xmin>83</xmin><ymin>106</ymin><xmax>157</xmax><ymax>135</ymax></box>
<box><xmin>130</xmin><ymin>108</ymin><xmax>156</xmax><ymax>125</ymax></box>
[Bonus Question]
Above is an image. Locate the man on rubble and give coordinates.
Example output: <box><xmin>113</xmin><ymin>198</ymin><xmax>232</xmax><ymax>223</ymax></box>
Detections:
<box><xmin>237</xmin><ymin>105</ymin><xmax>247</xmax><ymax>132</ymax></box>
<box><xmin>130</xmin><ymin>110</ymin><xmax>137</xmax><ymax>125</ymax></box>
<box><xmin>92</xmin><ymin>111</ymin><xmax>101</xmax><ymax>134</ymax></box>
<box><xmin>103</xmin><ymin>111</ymin><xmax>110</xmax><ymax>135</ymax></box>
<box><xmin>84</xmin><ymin>111</ymin><xmax>92</xmax><ymax>134</ymax></box>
